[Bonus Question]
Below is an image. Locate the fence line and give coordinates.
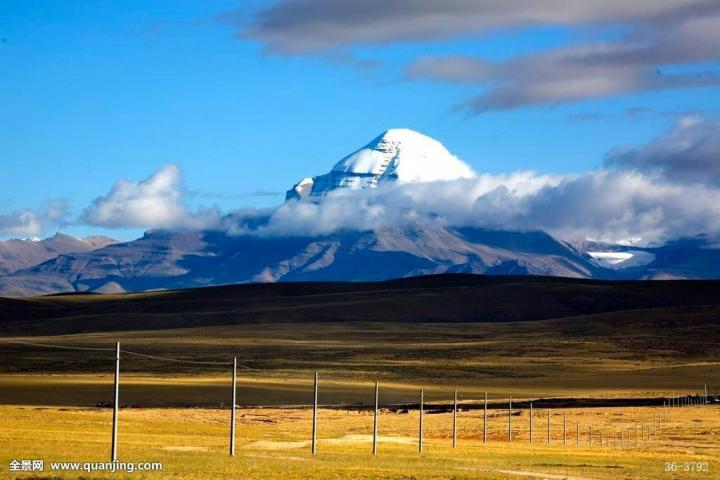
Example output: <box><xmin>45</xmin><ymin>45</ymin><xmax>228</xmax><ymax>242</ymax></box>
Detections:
<box><xmin>2</xmin><ymin>338</ymin><xmax>714</xmax><ymax>461</ymax></box>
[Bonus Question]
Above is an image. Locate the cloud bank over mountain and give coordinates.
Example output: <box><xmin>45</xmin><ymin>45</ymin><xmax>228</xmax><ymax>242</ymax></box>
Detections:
<box><xmin>240</xmin><ymin>116</ymin><xmax>720</xmax><ymax>244</ymax></box>
<box><xmin>256</xmin><ymin>168</ymin><xmax>720</xmax><ymax>244</ymax></box>
<box><xmin>0</xmin><ymin>199</ymin><xmax>69</xmax><ymax>237</ymax></box>
<box><xmin>4</xmin><ymin>116</ymin><xmax>719</xmax><ymax>245</ymax></box>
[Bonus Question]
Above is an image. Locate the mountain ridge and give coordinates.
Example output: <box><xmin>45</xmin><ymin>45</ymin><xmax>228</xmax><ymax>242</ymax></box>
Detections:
<box><xmin>0</xmin><ymin>233</ymin><xmax>117</xmax><ymax>276</ymax></box>
<box><xmin>1</xmin><ymin>223</ymin><xmax>719</xmax><ymax>298</ymax></box>
<box><xmin>0</xmin><ymin>225</ymin><xmax>602</xmax><ymax>296</ymax></box>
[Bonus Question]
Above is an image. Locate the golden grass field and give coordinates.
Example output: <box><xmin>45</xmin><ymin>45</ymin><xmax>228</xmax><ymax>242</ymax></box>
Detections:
<box><xmin>1</xmin><ymin>403</ymin><xmax>718</xmax><ymax>480</ymax></box>
<box><xmin>2</xmin><ymin>307</ymin><xmax>719</xmax><ymax>478</ymax></box>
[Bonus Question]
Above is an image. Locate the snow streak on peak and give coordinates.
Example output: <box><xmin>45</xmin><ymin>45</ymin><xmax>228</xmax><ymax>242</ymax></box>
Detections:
<box><xmin>287</xmin><ymin>129</ymin><xmax>475</xmax><ymax>200</ymax></box>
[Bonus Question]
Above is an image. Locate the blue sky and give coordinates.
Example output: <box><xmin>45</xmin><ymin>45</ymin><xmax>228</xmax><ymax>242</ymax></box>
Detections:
<box><xmin>1</xmin><ymin>1</ymin><xmax>719</xmax><ymax>241</ymax></box>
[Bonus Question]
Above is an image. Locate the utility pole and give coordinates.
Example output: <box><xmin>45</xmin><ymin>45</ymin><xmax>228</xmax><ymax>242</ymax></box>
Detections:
<box><xmin>483</xmin><ymin>392</ymin><xmax>488</xmax><ymax>445</ymax></box>
<box><xmin>419</xmin><ymin>388</ymin><xmax>424</xmax><ymax>453</ymax></box>
<box><xmin>635</xmin><ymin>420</ymin><xmax>639</xmax><ymax>445</ymax></box>
<box><xmin>230</xmin><ymin>357</ymin><xmax>237</xmax><ymax>456</ymax></box>
<box><xmin>452</xmin><ymin>389</ymin><xmax>457</xmax><ymax>448</ymax></box>
<box><xmin>372</xmin><ymin>381</ymin><xmax>379</xmax><ymax>455</ymax></box>
<box><xmin>529</xmin><ymin>402</ymin><xmax>533</xmax><ymax>444</ymax></box>
<box><xmin>508</xmin><ymin>395</ymin><xmax>512</xmax><ymax>443</ymax></box>
<box><xmin>576</xmin><ymin>421</ymin><xmax>579</xmax><ymax>446</ymax></box>
<box><xmin>311</xmin><ymin>371</ymin><xmax>318</xmax><ymax>455</ymax></box>
<box><xmin>547</xmin><ymin>410</ymin><xmax>550</xmax><ymax>444</ymax></box>
<box><xmin>111</xmin><ymin>342</ymin><xmax>120</xmax><ymax>462</ymax></box>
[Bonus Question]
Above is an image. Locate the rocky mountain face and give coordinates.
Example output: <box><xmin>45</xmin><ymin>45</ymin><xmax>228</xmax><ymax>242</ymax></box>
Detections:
<box><xmin>0</xmin><ymin>224</ymin><xmax>720</xmax><ymax>297</ymax></box>
<box><xmin>0</xmin><ymin>233</ymin><xmax>116</xmax><ymax>276</ymax></box>
<box><xmin>286</xmin><ymin>129</ymin><xmax>475</xmax><ymax>200</ymax></box>
<box><xmin>0</xmin><ymin>225</ymin><xmax>604</xmax><ymax>296</ymax></box>
<box><xmin>1</xmin><ymin>226</ymin><xmax>719</xmax><ymax>298</ymax></box>
<box><xmin>584</xmin><ymin>237</ymin><xmax>720</xmax><ymax>280</ymax></box>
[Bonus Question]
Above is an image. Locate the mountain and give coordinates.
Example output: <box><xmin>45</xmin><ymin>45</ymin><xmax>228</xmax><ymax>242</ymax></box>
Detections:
<box><xmin>4</xmin><ymin>226</ymin><xmax>718</xmax><ymax>298</ymax></box>
<box><xmin>0</xmin><ymin>233</ymin><xmax>117</xmax><ymax>276</ymax></box>
<box><xmin>2</xmin><ymin>128</ymin><xmax>720</xmax><ymax>297</ymax></box>
<box><xmin>593</xmin><ymin>237</ymin><xmax>720</xmax><ymax>280</ymax></box>
<box><xmin>286</xmin><ymin>129</ymin><xmax>475</xmax><ymax>200</ymax></box>
<box><xmin>0</xmin><ymin>225</ymin><xmax>603</xmax><ymax>297</ymax></box>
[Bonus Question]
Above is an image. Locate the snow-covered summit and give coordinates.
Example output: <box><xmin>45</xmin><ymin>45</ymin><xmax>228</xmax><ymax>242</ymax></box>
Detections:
<box><xmin>286</xmin><ymin>129</ymin><xmax>475</xmax><ymax>200</ymax></box>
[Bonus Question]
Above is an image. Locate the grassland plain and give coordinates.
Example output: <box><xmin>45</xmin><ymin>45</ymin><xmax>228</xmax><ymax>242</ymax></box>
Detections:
<box><xmin>1</xmin><ymin>404</ymin><xmax>718</xmax><ymax>480</ymax></box>
<box><xmin>1</xmin><ymin>276</ymin><xmax>719</xmax><ymax>479</ymax></box>
<box><xmin>1</xmin><ymin>316</ymin><xmax>718</xmax><ymax>479</ymax></box>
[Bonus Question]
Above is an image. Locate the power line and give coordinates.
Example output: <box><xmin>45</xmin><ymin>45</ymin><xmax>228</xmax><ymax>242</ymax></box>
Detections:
<box><xmin>0</xmin><ymin>338</ymin><xmax>257</xmax><ymax>369</ymax></box>
<box><xmin>120</xmin><ymin>349</ymin><xmax>234</xmax><ymax>367</ymax></box>
<box><xmin>0</xmin><ymin>339</ymin><xmax>114</xmax><ymax>351</ymax></box>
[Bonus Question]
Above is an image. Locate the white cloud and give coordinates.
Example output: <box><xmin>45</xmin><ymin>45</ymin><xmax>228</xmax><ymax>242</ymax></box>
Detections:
<box><xmin>82</xmin><ymin>164</ymin><xmax>220</xmax><ymax>230</ymax></box>
<box><xmin>240</xmin><ymin>168</ymin><xmax>720</xmax><ymax>245</ymax></box>
<box><xmin>606</xmin><ymin>115</ymin><xmax>720</xmax><ymax>185</ymax></box>
<box><xmin>0</xmin><ymin>199</ymin><xmax>69</xmax><ymax>238</ymax></box>
<box><xmin>228</xmin><ymin>117</ymin><xmax>720</xmax><ymax>244</ymax></box>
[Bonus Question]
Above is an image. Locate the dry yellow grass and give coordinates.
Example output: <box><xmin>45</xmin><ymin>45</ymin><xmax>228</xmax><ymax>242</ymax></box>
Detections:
<box><xmin>1</xmin><ymin>404</ymin><xmax>718</xmax><ymax>479</ymax></box>
<box><xmin>2</xmin><ymin>317</ymin><xmax>718</xmax><ymax>478</ymax></box>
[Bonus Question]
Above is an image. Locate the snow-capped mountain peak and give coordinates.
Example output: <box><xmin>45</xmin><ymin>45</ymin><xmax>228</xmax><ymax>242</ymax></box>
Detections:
<box><xmin>286</xmin><ymin>129</ymin><xmax>475</xmax><ymax>200</ymax></box>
